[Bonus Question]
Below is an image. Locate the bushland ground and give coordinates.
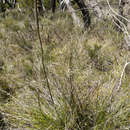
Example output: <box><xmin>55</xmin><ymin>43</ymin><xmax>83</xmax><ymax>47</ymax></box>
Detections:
<box><xmin>0</xmin><ymin>6</ymin><xmax>130</xmax><ymax>130</ymax></box>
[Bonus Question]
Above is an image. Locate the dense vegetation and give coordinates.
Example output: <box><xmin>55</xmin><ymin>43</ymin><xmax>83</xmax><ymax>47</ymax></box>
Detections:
<box><xmin>0</xmin><ymin>0</ymin><xmax>130</xmax><ymax>130</ymax></box>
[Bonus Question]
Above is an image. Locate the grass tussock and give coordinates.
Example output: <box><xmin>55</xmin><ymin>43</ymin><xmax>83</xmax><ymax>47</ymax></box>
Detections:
<box><xmin>0</xmin><ymin>10</ymin><xmax>129</xmax><ymax>130</ymax></box>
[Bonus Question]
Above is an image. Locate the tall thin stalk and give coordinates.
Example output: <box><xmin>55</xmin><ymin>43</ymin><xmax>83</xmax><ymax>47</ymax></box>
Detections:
<box><xmin>34</xmin><ymin>0</ymin><xmax>54</xmax><ymax>105</ymax></box>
